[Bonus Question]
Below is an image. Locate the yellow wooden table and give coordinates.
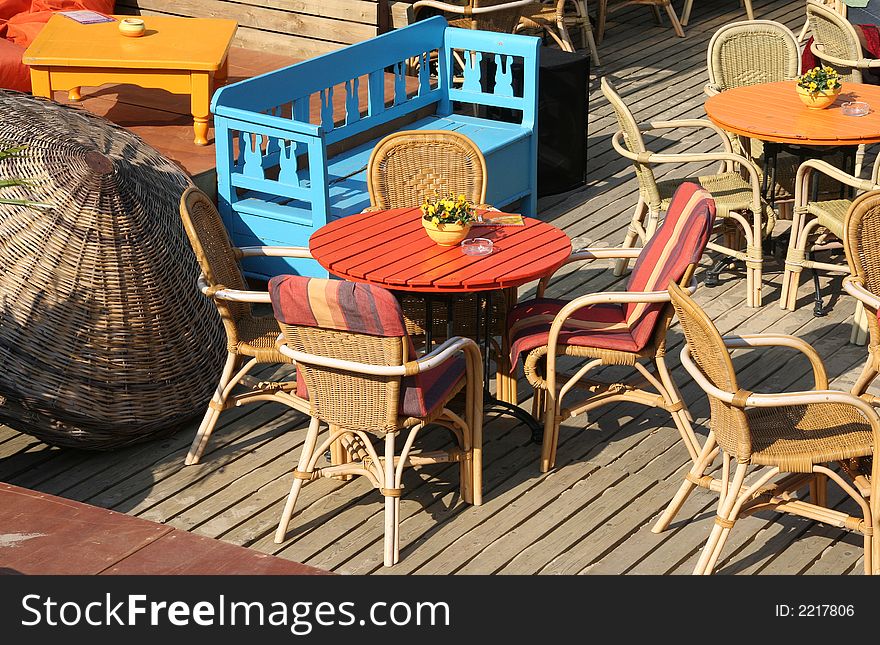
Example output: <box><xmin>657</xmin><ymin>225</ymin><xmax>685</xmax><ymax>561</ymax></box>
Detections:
<box><xmin>23</xmin><ymin>15</ymin><xmax>238</xmax><ymax>145</ymax></box>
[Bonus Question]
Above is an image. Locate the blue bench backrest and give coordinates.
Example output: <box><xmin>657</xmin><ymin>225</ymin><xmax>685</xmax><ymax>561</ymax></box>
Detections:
<box><xmin>210</xmin><ymin>17</ymin><xmax>539</xmax><ymax>276</ymax></box>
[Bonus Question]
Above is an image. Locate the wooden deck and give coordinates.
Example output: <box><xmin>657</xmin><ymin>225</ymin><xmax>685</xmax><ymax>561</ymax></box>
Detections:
<box><xmin>0</xmin><ymin>0</ymin><xmax>874</xmax><ymax>575</ymax></box>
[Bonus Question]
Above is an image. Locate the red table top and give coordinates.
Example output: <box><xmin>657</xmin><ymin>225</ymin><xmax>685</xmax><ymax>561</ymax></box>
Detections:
<box><xmin>309</xmin><ymin>207</ymin><xmax>572</xmax><ymax>293</ymax></box>
<box><xmin>704</xmin><ymin>81</ymin><xmax>880</xmax><ymax>145</ymax></box>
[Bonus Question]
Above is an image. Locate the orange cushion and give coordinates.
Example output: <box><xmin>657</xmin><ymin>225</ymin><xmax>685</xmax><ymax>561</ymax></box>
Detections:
<box><xmin>0</xmin><ymin>0</ymin><xmax>116</xmax><ymax>90</ymax></box>
<box><xmin>0</xmin><ymin>36</ymin><xmax>28</xmax><ymax>91</ymax></box>
<box><xmin>0</xmin><ymin>1</ymin><xmax>31</xmax><ymax>21</ymax></box>
<box><xmin>4</xmin><ymin>2</ymin><xmax>115</xmax><ymax>46</ymax></box>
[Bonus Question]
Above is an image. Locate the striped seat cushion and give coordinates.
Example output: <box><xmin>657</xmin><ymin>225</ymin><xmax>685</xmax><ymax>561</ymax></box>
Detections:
<box><xmin>269</xmin><ymin>275</ymin><xmax>465</xmax><ymax>419</ymax></box>
<box><xmin>509</xmin><ymin>182</ymin><xmax>716</xmax><ymax>365</ymax></box>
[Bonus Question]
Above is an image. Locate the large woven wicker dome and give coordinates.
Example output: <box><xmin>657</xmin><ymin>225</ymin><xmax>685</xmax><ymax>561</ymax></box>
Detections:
<box><xmin>0</xmin><ymin>91</ymin><xmax>225</xmax><ymax>449</ymax></box>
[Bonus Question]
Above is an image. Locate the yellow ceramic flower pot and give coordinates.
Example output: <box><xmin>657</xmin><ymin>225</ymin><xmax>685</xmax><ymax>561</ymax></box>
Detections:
<box><xmin>421</xmin><ymin>218</ymin><xmax>472</xmax><ymax>246</ymax></box>
<box><xmin>796</xmin><ymin>84</ymin><xmax>841</xmax><ymax>109</ymax></box>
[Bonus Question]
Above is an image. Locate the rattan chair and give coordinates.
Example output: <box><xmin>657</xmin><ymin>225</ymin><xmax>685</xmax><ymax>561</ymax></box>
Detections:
<box><xmin>269</xmin><ymin>275</ymin><xmax>483</xmax><ymax>567</ymax></box>
<box><xmin>844</xmin><ymin>190</ymin><xmax>880</xmax><ymax>399</ymax></box>
<box><xmin>663</xmin><ymin>280</ymin><xmax>878</xmax><ymax>575</ymax></box>
<box><xmin>508</xmin><ymin>182</ymin><xmax>714</xmax><ymax>472</ymax></box>
<box><xmin>806</xmin><ymin>0</ymin><xmax>880</xmax><ymax>84</ymax></box>
<box><xmin>601</xmin><ymin>77</ymin><xmax>774</xmax><ymax>308</ymax></box>
<box><xmin>681</xmin><ymin>0</ymin><xmax>755</xmax><ymax>27</ymax></box>
<box><xmin>800</xmin><ymin>0</ymin><xmax>846</xmax><ymax>43</ymax></box>
<box><xmin>366</xmin><ymin>130</ymin><xmax>516</xmax><ymax>401</ymax></box>
<box><xmin>705</xmin><ymin>20</ymin><xmax>801</xmax><ymax>208</ymax></box>
<box><xmin>517</xmin><ymin>1</ymin><xmax>601</xmax><ymax>65</ymax></box>
<box><xmin>179</xmin><ymin>186</ymin><xmax>314</xmax><ymax>465</ymax></box>
<box><xmin>780</xmin><ymin>158</ymin><xmax>880</xmax><ymax>333</ymax></box>
<box><xmin>595</xmin><ymin>0</ymin><xmax>685</xmax><ymax>43</ymax></box>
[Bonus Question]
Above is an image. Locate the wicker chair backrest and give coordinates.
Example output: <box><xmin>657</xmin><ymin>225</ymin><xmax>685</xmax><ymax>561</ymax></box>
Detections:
<box><xmin>708</xmin><ymin>20</ymin><xmax>800</xmax><ymax>90</ymax></box>
<box><xmin>806</xmin><ymin>0</ymin><xmax>863</xmax><ymax>83</ymax></box>
<box><xmin>179</xmin><ymin>187</ymin><xmax>250</xmax><ymax>324</ymax></box>
<box><xmin>844</xmin><ymin>190</ymin><xmax>880</xmax><ymax>350</ymax></box>
<box><xmin>280</xmin><ymin>324</ymin><xmax>407</xmax><ymax>434</ymax></box>
<box><xmin>600</xmin><ymin>77</ymin><xmax>662</xmax><ymax>211</ymax></box>
<box><xmin>367</xmin><ymin>130</ymin><xmax>488</xmax><ymax>209</ymax></box>
<box><xmin>668</xmin><ymin>281</ymin><xmax>752</xmax><ymax>460</ymax></box>
<box><xmin>469</xmin><ymin>0</ymin><xmax>529</xmax><ymax>32</ymax></box>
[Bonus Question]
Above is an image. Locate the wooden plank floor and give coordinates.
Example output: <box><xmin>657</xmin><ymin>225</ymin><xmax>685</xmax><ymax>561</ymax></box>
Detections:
<box><xmin>0</xmin><ymin>0</ymin><xmax>874</xmax><ymax>575</ymax></box>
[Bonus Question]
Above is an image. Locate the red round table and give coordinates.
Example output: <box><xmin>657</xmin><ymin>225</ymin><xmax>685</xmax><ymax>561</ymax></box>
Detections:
<box><xmin>309</xmin><ymin>207</ymin><xmax>572</xmax><ymax>292</ymax></box>
<box><xmin>310</xmin><ymin>206</ymin><xmax>573</xmax><ymax>438</ymax></box>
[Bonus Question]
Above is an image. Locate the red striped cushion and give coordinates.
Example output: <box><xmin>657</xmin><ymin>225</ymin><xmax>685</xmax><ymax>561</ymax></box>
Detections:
<box><xmin>508</xmin><ymin>182</ymin><xmax>715</xmax><ymax>367</ymax></box>
<box><xmin>269</xmin><ymin>275</ymin><xmax>465</xmax><ymax>419</ymax></box>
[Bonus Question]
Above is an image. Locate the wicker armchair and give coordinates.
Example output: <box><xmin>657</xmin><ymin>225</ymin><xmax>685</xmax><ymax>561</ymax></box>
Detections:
<box><xmin>780</xmin><ymin>158</ymin><xmax>880</xmax><ymax>333</ymax></box>
<box><xmin>681</xmin><ymin>0</ymin><xmax>754</xmax><ymax>27</ymax></box>
<box><xmin>844</xmin><ymin>190</ymin><xmax>880</xmax><ymax>398</ymax></box>
<box><xmin>179</xmin><ymin>186</ymin><xmax>313</xmax><ymax>465</ymax></box>
<box><xmin>507</xmin><ymin>182</ymin><xmax>715</xmax><ymax>472</ymax></box>
<box><xmin>269</xmin><ymin>275</ymin><xmax>483</xmax><ymax>567</ymax></box>
<box><xmin>595</xmin><ymin>0</ymin><xmax>685</xmax><ymax>43</ymax></box>
<box><xmin>705</xmin><ymin>20</ymin><xmax>802</xmax><ymax>208</ymax></box>
<box><xmin>517</xmin><ymin>1</ymin><xmax>601</xmax><ymax>65</ymax></box>
<box><xmin>664</xmin><ymin>280</ymin><xmax>878</xmax><ymax>575</ymax></box>
<box><xmin>601</xmin><ymin>77</ymin><xmax>774</xmax><ymax>308</ymax></box>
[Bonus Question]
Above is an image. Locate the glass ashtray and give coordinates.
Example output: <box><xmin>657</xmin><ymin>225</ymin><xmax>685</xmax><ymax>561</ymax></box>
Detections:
<box><xmin>842</xmin><ymin>101</ymin><xmax>870</xmax><ymax>116</ymax></box>
<box><xmin>461</xmin><ymin>237</ymin><xmax>493</xmax><ymax>255</ymax></box>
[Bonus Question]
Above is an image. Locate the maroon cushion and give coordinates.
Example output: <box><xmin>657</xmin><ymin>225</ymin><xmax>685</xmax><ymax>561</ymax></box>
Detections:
<box><xmin>508</xmin><ymin>297</ymin><xmax>641</xmax><ymax>366</ymax></box>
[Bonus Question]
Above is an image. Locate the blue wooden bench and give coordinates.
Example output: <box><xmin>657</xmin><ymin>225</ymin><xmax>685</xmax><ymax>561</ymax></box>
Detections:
<box><xmin>211</xmin><ymin>16</ymin><xmax>540</xmax><ymax>278</ymax></box>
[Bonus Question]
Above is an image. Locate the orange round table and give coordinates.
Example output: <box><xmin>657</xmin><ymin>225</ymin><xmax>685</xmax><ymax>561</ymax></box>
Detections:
<box><xmin>704</xmin><ymin>80</ymin><xmax>880</xmax><ymax>145</ymax></box>
<box><xmin>310</xmin><ymin>206</ymin><xmax>572</xmax><ymax>440</ymax></box>
<box><xmin>309</xmin><ymin>207</ymin><xmax>572</xmax><ymax>292</ymax></box>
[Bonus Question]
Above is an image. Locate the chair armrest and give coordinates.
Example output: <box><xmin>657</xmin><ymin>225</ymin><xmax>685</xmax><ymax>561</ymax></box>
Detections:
<box><xmin>721</xmin><ymin>334</ymin><xmax>829</xmax><ymax>389</ymax></box>
<box><xmin>413</xmin><ymin>0</ymin><xmax>533</xmax><ymax>16</ymax></box>
<box><xmin>681</xmin><ymin>344</ymin><xmax>880</xmax><ymax>431</ymax></box>
<box><xmin>636</xmin><ymin>118</ymin><xmax>733</xmax><ymax>153</ymax></box>
<box><xmin>704</xmin><ymin>83</ymin><xmax>721</xmax><ymax>97</ymax></box>
<box><xmin>536</xmin><ymin>247</ymin><xmax>643</xmax><ymax>297</ymax></box>
<box><xmin>795</xmin><ymin>159</ymin><xmax>879</xmax><ymax>200</ymax></box>
<box><xmin>198</xmin><ymin>275</ymin><xmax>271</xmax><ymax>304</ymax></box>
<box><xmin>237</xmin><ymin>245</ymin><xmax>313</xmax><ymax>259</ymax></box>
<box><xmin>275</xmin><ymin>335</ymin><xmax>481</xmax><ymax>377</ymax></box>
<box><xmin>198</xmin><ymin>246</ymin><xmax>313</xmax><ymax>303</ymax></box>
<box><xmin>612</xmin><ymin>132</ymin><xmax>763</xmax><ymax>210</ymax></box>
<box><xmin>810</xmin><ymin>42</ymin><xmax>880</xmax><ymax>70</ymax></box>
<box><xmin>844</xmin><ymin>276</ymin><xmax>880</xmax><ymax>310</ymax></box>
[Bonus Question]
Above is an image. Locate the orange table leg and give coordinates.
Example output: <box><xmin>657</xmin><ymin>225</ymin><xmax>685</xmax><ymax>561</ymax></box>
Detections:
<box><xmin>29</xmin><ymin>68</ymin><xmax>52</xmax><ymax>99</ymax></box>
<box><xmin>68</xmin><ymin>87</ymin><xmax>82</xmax><ymax>101</ymax></box>
<box><xmin>191</xmin><ymin>70</ymin><xmax>211</xmax><ymax>146</ymax></box>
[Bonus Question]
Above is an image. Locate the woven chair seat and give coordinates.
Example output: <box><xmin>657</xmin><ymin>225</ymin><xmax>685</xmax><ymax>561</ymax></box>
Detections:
<box><xmin>746</xmin><ymin>402</ymin><xmax>874</xmax><ymax>473</ymax></box>
<box><xmin>658</xmin><ymin>172</ymin><xmax>776</xmax><ymax>234</ymax></box>
<box><xmin>807</xmin><ymin>198</ymin><xmax>851</xmax><ymax>239</ymax></box>
<box><xmin>234</xmin><ymin>316</ymin><xmax>288</xmax><ymax>362</ymax></box>
<box><xmin>0</xmin><ymin>91</ymin><xmax>224</xmax><ymax>450</ymax></box>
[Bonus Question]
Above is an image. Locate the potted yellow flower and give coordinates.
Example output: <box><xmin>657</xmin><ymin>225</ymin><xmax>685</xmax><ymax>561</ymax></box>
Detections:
<box><xmin>796</xmin><ymin>66</ymin><xmax>842</xmax><ymax>109</ymax></box>
<box><xmin>421</xmin><ymin>193</ymin><xmax>477</xmax><ymax>246</ymax></box>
